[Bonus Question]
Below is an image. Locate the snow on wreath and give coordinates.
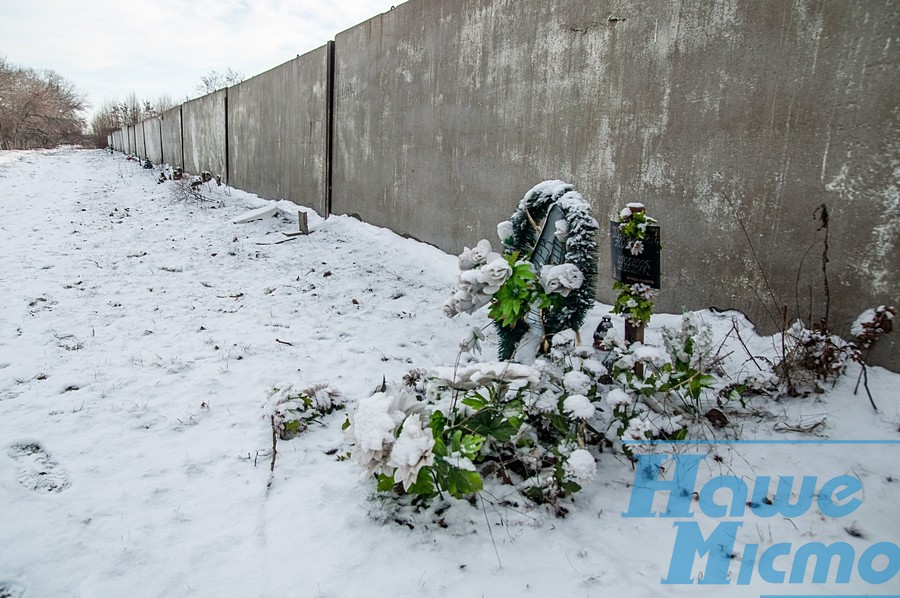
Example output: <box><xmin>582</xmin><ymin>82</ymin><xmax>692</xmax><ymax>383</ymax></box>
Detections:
<box><xmin>443</xmin><ymin>180</ymin><xmax>599</xmax><ymax>362</ymax></box>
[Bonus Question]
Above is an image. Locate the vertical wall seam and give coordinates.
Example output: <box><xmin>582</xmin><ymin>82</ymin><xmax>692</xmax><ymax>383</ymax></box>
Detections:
<box><xmin>325</xmin><ymin>40</ymin><xmax>336</xmax><ymax>218</ymax></box>
<box><xmin>224</xmin><ymin>87</ymin><xmax>230</xmax><ymax>185</ymax></box>
<box><xmin>179</xmin><ymin>105</ymin><xmax>185</xmax><ymax>171</ymax></box>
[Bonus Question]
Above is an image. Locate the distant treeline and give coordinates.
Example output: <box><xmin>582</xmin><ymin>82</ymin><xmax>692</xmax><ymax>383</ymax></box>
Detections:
<box><xmin>0</xmin><ymin>57</ymin><xmax>86</xmax><ymax>150</ymax></box>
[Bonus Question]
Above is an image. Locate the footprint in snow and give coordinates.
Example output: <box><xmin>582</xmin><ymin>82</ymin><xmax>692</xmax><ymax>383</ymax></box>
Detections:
<box><xmin>7</xmin><ymin>442</ymin><xmax>71</xmax><ymax>493</ymax></box>
<box><xmin>0</xmin><ymin>580</ymin><xmax>26</xmax><ymax>598</ymax></box>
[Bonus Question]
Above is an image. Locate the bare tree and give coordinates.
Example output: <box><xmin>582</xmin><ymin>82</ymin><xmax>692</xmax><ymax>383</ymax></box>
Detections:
<box><xmin>0</xmin><ymin>57</ymin><xmax>86</xmax><ymax>149</ymax></box>
<box><xmin>195</xmin><ymin>67</ymin><xmax>244</xmax><ymax>96</ymax></box>
<box><xmin>89</xmin><ymin>92</ymin><xmax>179</xmax><ymax>147</ymax></box>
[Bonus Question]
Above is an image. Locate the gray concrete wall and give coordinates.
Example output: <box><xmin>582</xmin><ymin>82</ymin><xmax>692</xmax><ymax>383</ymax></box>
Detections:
<box><xmin>160</xmin><ymin>107</ymin><xmax>183</xmax><ymax>168</ymax></box>
<box><xmin>143</xmin><ymin>118</ymin><xmax>163</xmax><ymax>164</ymax></box>
<box><xmin>333</xmin><ymin>0</ymin><xmax>899</xmax><ymax>368</ymax></box>
<box><xmin>126</xmin><ymin>126</ymin><xmax>135</xmax><ymax>155</ymax></box>
<box><xmin>134</xmin><ymin>122</ymin><xmax>146</xmax><ymax>159</ymax></box>
<box><xmin>227</xmin><ymin>46</ymin><xmax>330</xmax><ymax>215</ymax></box>
<box><xmin>182</xmin><ymin>90</ymin><xmax>226</xmax><ymax>176</ymax></box>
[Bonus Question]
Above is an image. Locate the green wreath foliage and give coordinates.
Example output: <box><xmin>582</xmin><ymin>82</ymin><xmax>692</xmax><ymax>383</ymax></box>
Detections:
<box><xmin>497</xmin><ymin>181</ymin><xmax>599</xmax><ymax>360</ymax></box>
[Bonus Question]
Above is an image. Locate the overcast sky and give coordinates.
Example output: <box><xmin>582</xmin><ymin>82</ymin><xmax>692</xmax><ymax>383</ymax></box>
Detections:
<box><xmin>1</xmin><ymin>0</ymin><xmax>401</xmax><ymax>118</ymax></box>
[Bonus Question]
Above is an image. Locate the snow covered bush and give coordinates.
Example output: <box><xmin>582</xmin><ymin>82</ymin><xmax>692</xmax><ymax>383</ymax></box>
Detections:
<box><xmin>344</xmin><ymin>329</ymin><xmax>607</xmax><ymax>514</ymax></box>
<box><xmin>600</xmin><ymin>313</ymin><xmax>722</xmax><ymax>444</ymax></box>
<box><xmin>775</xmin><ymin>321</ymin><xmax>857</xmax><ymax>396</ymax></box>
<box><xmin>851</xmin><ymin>305</ymin><xmax>895</xmax><ymax>352</ymax></box>
<box><xmin>444</xmin><ymin>181</ymin><xmax>598</xmax><ymax>362</ymax></box>
<box><xmin>774</xmin><ymin>305</ymin><xmax>895</xmax><ymax>398</ymax></box>
<box><xmin>263</xmin><ymin>383</ymin><xmax>344</xmax><ymax>439</ymax></box>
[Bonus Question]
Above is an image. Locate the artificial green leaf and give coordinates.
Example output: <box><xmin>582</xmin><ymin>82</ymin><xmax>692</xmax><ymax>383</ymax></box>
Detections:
<box><xmin>377</xmin><ymin>473</ymin><xmax>396</xmax><ymax>492</ymax></box>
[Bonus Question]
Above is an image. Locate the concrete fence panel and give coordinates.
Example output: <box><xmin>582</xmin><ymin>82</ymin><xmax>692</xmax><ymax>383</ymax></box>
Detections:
<box><xmin>143</xmin><ymin>117</ymin><xmax>163</xmax><ymax>164</ymax></box>
<box><xmin>227</xmin><ymin>45</ymin><xmax>331</xmax><ymax>215</ymax></box>
<box><xmin>333</xmin><ymin>0</ymin><xmax>898</xmax><ymax>365</ymax></box>
<box><xmin>135</xmin><ymin>122</ymin><xmax>146</xmax><ymax>159</ymax></box>
<box><xmin>182</xmin><ymin>90</ymin><xmax>226</xmax><ymax>177</ymax></box>
<box><xmin>160</xmin><ymin>107</ymin><xmax>183</xmax><ymax>168</ymax></box>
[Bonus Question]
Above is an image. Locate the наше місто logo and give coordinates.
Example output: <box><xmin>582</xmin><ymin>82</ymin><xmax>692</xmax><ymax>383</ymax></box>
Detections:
<box><xmin>622</xmin><ymin>441</ymin><xmax>899</xmax><ymax>591</ymax></box>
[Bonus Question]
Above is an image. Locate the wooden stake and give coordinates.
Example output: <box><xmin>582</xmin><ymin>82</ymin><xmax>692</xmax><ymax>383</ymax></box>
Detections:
<box><xmin>298</xmin><ymin>211</ymin><xmax>309</xmax><ymax>235</ymax></box>
<box><xmin>625</xmin><ymin>320</ymin><xmax>645</xmax><ymax>378</ymax></box>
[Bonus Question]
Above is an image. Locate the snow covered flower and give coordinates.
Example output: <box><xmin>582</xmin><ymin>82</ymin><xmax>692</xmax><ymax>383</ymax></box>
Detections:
<box><xmin>539</xmin><ymin>263</ymin><xmax>584</xmax><ymax>297</ymax></box>
<box><xmin>619</xmin><ymin>206</ymin><xmax>633</xmax><ymax>220</ymax></box>
<box><xmin>469</xmin><ymin>239</ymin><xmax>493</xmax><ymax>265</ymax></box>
<box><xmin>346</xmin><ymin>392</ymin><xmax>400</xmax><ymax>476</ymax></box>
<box><xmin>540</xmin><ymin>267</ymin><xmax>563</xmax><ymax>294</ymax></box>
<box><xmin>605</xmin><ymin>388</ymin><xmax>633</xmax><ymax>410</ymax></box>
<box><xmin>526</xmin><ymin>389</ymin><xmax>559</xmax><ymax>413</ymax></box>
<box><xmin>556</xmin><ymin>264</ymin><xmax>584</xmax><ymax>290</ymax></box>
<box><xmin>456</xmin><ymin>269</ymin><xmax>484</xmax><ymax>294</ymax></box>
<box><xmin>563</xmin><ymin>394</ymin><xmax>595</xmax><ymax>419</ymax></box>
<box><xmin>564</xmin><ymin>449</ymin><xmax>596</xmax><ymax>484</ymax></box>
<box><xmin>550</xmin><ymin>329</ymin><xmax>577</xmax><ymax>360</ymax></box>
<box><xmin>631</xmin><ymin>283</ymin><xmax>654</xmax><ymax>300</ymax></box>
<box><xmin>624</xmin><ymin>414</ymin><xmax>655</xmax><ymax>441</ymax></box>
<box><xmin>479</xmin><ymin>258</ymin><xmax>512</xmax><ymax>293</ymax></box>
<box><xmin>442</xmin><ymin>299</ymin><xmax>458</xmax><ymax>318</ymax></box>
<box><xmin>346</xmin><ymin>390</ymin><xmax>424</xmax><ymax>477</ymax></box>
<box><xmin>554</xmin><ymin>218</ymin><xmax>569</xmax><ymax>242</ymax></box>
<box><xmin>459</xmin><ymin>327</ymin><xmax>485</xmax><ymax>354</ymax></box>
<box><xmin>563</xmin><ymin>370</ymin><xmax>592</xmax><ymax>395</ymax></box>
<box><xmin>580</xmin><ymin>358</ymin><xmax>608</xmax><ymax>378</ymax></box>
<box><xmin>388</xmin><ymin>414</ymin><xmax>435</xmax><ymax>491</ymax></box>
<box><xmin>497</xmin><ymin>220</ymin><xmax>514</xmax><ymax>241</ymax></box>
<box><xmin>458</xmin><ymin>239</ymin><xmax>493</xmax><ymax>270</ymax></box>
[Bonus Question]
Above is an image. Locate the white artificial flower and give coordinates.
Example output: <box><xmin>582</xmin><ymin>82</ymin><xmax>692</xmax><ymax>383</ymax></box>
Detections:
<box><xmin>469</xmin><ymin>239</ymin><xmax>492</xmax><ymax>265</ymax></box>
<box><xmin>497</xmin><ymin>220</ymin><xmax>514</xmax><ymax>241</ymax></box>
<box><xmin>565</xmin><ymin>449</ymin><xmax>596</xmax><ymax>484</ymax></box>
<box><xmin>541</xmin><ymin>264</ymin><xmax>584</xmax><ymax>297</ymax></box>
<box><xmin>459</xmin><ymin>327</ymin><xmax>486</xmax><ymax>353</ymax></box>
<box><xmin>554</xmin><ymin>218</ymin><xmax>570</xmax><ymax>242</ymax></box>
<box><xmin>388</xmin><ymin>414</ymin><xmax>435</xmax><ymax>491</ymax></box>
<box><xmin>555</xmin><ymin>263</ymin><xmax>584</xmax><ymax>291</ymax></box>
<box><xmin>619</xmin><ymin>207</ymin><xmax>633</xmax><ymax>219</ymax></box>
<box><xmin>458</xmin><ymin>246</ymin><xmax>477</xmax><ymax>271</ymax></box>
<box><xmin>457</xmin><ymin>269</ymin><xmax>483</xmax><ymax>294</ymax></box>
<box><xmin>563</xmin><ymin>394</ymin><xmax>595</xmax><ymax>419</ymax></box>
<box><xmin>346</xmin><ymin>392</ymin><xmax>399</xmax><ymax>476</ymax></box>
<box><xmin>479</xmin><ymin>258</ymin><xmax>512</xmax><ymax>293</ymax></box>
<box><xmin>349</xmin><ymin>392</ymin><xmax>398</xmax><ymax>453</ymax></box>
<box><xmin>540</xmin><ymin>266</ymin><xmax>563</xmax><ymax>294</ymax></box>
<box><xmin>629</xmin><ymin>240</ymin><xmax>644</xmax><ymax>256</ymax></box>
<box><xmin>563</xmin><ymin>370</ymin><xmax>593</xmax><ymax>395</ymax></box>
<box><xmin>632</xmin><ymin>283</ymin><xmax>654</xmax><ymax>300</ymax></box>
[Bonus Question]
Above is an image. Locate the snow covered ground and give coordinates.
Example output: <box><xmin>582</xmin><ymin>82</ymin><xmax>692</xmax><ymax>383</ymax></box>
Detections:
<box><xmin>0</xmin><ymin>148</ymin><xmax>897</xmax><ymax>597</ymax></box>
